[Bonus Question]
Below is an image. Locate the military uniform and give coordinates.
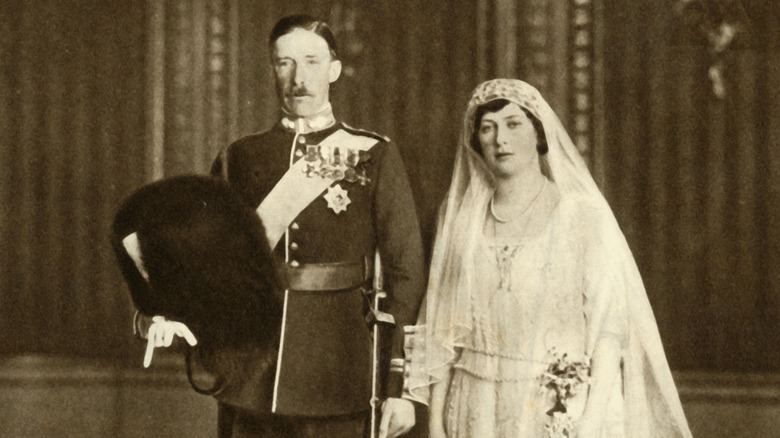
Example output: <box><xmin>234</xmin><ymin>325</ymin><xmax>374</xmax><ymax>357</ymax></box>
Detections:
<box><xmin>211</xmin><ymin>118</ymin><xmax>425</xmax><ymax>435</ymax></box>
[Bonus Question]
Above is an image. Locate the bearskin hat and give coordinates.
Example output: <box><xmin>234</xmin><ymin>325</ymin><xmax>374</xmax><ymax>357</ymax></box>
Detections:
<box><xmin>111</xmin><ymin>175</ymin><xmax>282</xmax><ymax>352</ymax></box>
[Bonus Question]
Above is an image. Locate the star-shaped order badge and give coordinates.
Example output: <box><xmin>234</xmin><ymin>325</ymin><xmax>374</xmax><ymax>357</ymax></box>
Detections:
<box><xmin>324</xmin><ymin>183</ymin><xmax>351</xmax><ymax>214</ymax></box>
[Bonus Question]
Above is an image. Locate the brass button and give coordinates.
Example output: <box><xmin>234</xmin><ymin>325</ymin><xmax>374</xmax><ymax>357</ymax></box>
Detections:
<box><xmin>290</xmin><ymin>222</ymin><xmax>300</xmax><ymax>230</ymax></box>
<box><xmin>298</xmin><ymin>136</ymin><xmax>306</xmax><ymax>144</ymax></box>
<box><xmin>290</xmin><ymin>242</ymin><xmax>299</xmax><ymax>250</ymax></box>
<box><xmin>289</xmin><ymin>260</ymin><xmax>300</xmax><ymax>267</ymax></box>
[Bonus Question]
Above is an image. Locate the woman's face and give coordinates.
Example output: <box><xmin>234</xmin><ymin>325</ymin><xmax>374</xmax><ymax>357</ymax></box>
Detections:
<box><xmin>477</xmin><ymin>102</ymin><xmax>539</xmax><ymax>179</ymax></box>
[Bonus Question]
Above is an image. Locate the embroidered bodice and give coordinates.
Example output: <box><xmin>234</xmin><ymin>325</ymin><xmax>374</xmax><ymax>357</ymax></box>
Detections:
<box><xmin>456</xmin><ymin>199</ymin><xmax>588</xmax><ymax>381</ymax></box>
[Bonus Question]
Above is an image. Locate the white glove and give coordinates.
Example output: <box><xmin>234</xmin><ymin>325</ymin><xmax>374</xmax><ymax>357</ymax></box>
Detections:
<box><xmin>143</xmin><ymin>316</ymin><xmax>197</xmax><ymax>368</ymax></box>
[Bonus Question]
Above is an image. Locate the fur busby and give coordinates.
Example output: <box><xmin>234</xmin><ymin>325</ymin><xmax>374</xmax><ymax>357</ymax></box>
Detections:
<box><xmin>111</xmin><ymin>175</ymin><xmax>282</xmax><ymax>352</ymax></box>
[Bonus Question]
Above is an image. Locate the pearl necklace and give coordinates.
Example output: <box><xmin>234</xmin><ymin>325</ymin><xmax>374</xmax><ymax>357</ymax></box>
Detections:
<box><xmin>489</xmin><ymin>178</ymin><xmax>548</xmax><ymax>224</ymax></box>
<box><xmin>490</xmin><ymin>178</ymin><xmax>547</xmax><ymax>294</ymax></box>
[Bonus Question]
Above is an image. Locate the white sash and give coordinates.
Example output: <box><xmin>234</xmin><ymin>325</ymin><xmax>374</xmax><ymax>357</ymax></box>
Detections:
<box><xmin>257</xmin><ymin>129</ymin><xmax>379</xmax><ymax>248</ymax></box>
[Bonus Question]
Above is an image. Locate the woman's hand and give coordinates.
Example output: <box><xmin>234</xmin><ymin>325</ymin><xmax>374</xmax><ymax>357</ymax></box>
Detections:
<box><xmin>144</xmin><ymin>316</ymin><xmax>197</xmax><ymax>368</ymax></box>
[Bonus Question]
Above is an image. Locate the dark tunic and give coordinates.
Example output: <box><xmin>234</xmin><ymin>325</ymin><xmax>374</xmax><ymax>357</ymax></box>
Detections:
<box><xmin>211</xmin><ymin>120</ymin><xmax>425</xmax><ymax>417</ymax></box>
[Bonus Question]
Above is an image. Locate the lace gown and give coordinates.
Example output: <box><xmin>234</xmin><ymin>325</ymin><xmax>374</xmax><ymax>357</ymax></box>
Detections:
<box><xmin>444</xmin><ymin>198</ymin><xmax>626</xmax><ymax>438</ymax></box>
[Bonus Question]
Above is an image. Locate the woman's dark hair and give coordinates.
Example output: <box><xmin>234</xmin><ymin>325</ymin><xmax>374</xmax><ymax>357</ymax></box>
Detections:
<box><xmin>470</xmin><ymin>99</ymin><xmax>510</xmax><ymax>155</ymax></box>
<box><xmin>470</xmin><ymin>99</ymin><xmax>548</xmax><ymax>156</ymax></box>
<box><xmin>269</xmin><ymin>14</ymin><xmax>339</xmax><ymax>60</ymax></box>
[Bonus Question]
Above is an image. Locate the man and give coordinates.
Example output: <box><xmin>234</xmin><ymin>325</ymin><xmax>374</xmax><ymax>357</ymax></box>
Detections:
<box><xmin>142</xmin><ymin>14</ymin><xmax>424</xmax><ymax>438</ymax></box>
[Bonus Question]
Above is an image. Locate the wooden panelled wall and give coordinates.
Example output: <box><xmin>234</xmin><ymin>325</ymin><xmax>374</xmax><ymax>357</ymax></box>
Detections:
<box><xmin>602</xmin><ymin>0</ymin><xmax>780</xmax><ymax>372</ymax></box>
<box><xmin>0</xmin><ymin>1</ymin><xmax>147</xmax><ymax>361</ymax></box>
<box><xmin>3</xmin><ymin>0</ymin><xmax>775</xmax><ymax>379</ymax></box>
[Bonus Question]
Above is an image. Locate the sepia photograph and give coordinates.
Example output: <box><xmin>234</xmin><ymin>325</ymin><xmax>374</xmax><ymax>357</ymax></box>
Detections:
<box><xmin>1</xmin><ymin>1</ymin><xmax>778</xmax><ymax>437</ymax></box>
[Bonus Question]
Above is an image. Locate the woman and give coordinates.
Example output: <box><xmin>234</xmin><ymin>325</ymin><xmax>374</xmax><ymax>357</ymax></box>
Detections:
<box><xmin>405</xmin><ymin>79</ymin><xmax>692</xmax><ymax>437</ymax></box>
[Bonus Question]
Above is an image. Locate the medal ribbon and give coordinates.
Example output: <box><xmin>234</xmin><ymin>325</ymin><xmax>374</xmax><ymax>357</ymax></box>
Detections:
<box><xmin>257</xmin><ymin>129</ymin><xmax>379</xmax><ymax>248</ymax></box>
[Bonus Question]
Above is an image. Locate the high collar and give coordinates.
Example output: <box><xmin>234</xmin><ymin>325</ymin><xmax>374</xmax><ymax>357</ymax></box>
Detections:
<box><xmin>279</xmin><ymin>103</ymin><xmax>337</xmax><ymax>134</ymax></box>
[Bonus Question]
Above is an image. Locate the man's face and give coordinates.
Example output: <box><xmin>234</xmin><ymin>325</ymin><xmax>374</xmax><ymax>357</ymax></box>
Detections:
<box><xmin>272</xmin><ymin>28</ymin><xmax>342</xmax><ymax>117</ymax></box>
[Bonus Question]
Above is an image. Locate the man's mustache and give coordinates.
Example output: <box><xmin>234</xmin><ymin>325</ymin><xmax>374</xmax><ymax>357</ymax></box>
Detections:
<box><xmin>287</xmin><ymin>87</ymin><xmax>310</xmax><ymax>97</ymax></box>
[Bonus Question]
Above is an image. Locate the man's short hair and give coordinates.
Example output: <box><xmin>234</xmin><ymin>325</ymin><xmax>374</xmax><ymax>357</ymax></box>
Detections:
<box><xmin>269</xmin><ymin>14</ymin><xmax>339</xmax><ymax>60</ymax></box>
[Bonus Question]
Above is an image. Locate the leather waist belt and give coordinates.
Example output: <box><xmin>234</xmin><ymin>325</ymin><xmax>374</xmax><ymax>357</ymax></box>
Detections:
<box><xmin>280</xmin><ymin>257</ymin><xmax>373</xmax><ymax>291</ymax></box>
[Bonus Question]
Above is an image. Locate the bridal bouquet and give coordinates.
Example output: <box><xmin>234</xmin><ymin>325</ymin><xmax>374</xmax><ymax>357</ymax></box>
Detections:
<box><xmin>539</xmin><ymin>348</ymin><xmax>592</xmax><ymax>437</ymax></box>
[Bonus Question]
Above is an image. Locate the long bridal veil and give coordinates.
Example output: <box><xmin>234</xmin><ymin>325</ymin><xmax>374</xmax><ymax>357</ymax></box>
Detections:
<box><xmin>406</xmin><ymin>79</ymin><xmax>692</xmax><ymax>437</ymax></box>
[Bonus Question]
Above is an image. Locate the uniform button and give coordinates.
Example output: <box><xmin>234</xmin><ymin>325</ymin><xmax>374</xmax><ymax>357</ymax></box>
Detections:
<box><xmin>294</xmin><ymin>149</ymin><xmax>303</xmax><ymax>157</ymax></box>
<box><xmin>298</xmin><ymin>136</ymin><xmax>306</xmax><ymax>144</ymax></box>
<box><xmin>290</xmin><ymin>242</ymin><xmax>299</xmax><ymax>250</ymax></box>
<box><xmin>289</xmin><ymin>260</ymin><xmax>300</xmax><ymax>267</ymax></box>
<box><xmin>290</xmin><ymin>222</ymin><xmax>300</xmax><ymax>230</ymax></box>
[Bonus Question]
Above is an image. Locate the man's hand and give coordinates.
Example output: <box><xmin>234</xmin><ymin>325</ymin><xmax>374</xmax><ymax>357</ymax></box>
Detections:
<box><xmin>378</xmin><ymin>397</ymin><xmax>415</xmax><ymax>438</ymax></box>
<box><xmin>143</xmin><ymin>316</ymin><xmax>197</xmax><ymax>368</ymax></box>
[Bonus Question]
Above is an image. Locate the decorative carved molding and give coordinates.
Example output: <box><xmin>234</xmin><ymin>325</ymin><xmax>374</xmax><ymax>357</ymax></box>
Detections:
<box><xmin>144</xmin><ymin>0</ymin><xmax>238</xmax><ymax>176</ymax></box>
<box><xmin>207</xmin><ymin>0</ymin><xmax>227</xmax><ymax>155</ymax></box>
<box><xmin>569</xmin><ymin>0</ymin><xmax>594</xmax><ymax>158</ymax></box>
<box><xmin>170</xmin><ymin>0</ymin><xmax>194</xmax><ymax>163</ymax></box>
<box><xmin>676</xmin><ymin>371</ymin><xmax>780</xmax><ymax>404</ymax></box>
<box><xmin>327</xmin><ymin>1</ymin><xmax>365</xmax><ymax>79</ymax></box>
<box><xmin>523</xmin><ymin>0</ymin><xmax>551</xmax><ymax>94</ymax></box>
<box><xmin>0</xmin><ymin>355</ymin><xmax>191</xmax><ymax>387</ymax></box>
<box><xmin>590</xmin><ymin>0</ymin><xmax>605</xmax><ymax>187</ymax></box>
<box><xmin>146</xmin><ymin>0</ymin><xmax>165</xmax><ymax>181</ymax></box>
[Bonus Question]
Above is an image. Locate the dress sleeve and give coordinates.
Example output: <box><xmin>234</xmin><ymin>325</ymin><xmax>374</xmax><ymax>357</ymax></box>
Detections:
<box><xmin>373</xmin><ymin>141</ymin><xmax>426</xmax><ymax>398</ymax></box>
<box><xmin>582</xmin><ymin>205</ymin><xmax>630</xmax><ymax>351</ymax></box>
